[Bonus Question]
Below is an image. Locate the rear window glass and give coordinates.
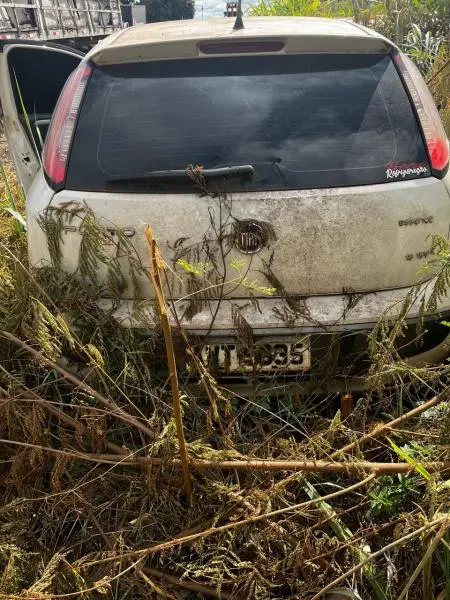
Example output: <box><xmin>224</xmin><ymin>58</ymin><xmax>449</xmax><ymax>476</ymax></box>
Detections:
<box><xmin>66</xmin><ymin>54</ymin><xmax>429</xmax><ymax>193</ymax></box>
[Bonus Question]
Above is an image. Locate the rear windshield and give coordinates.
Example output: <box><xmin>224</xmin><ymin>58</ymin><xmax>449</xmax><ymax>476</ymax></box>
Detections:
<box><xmin>66</xmin><ymin>54</ymin><xmax>429</xmax><ymax>193</ymax></box>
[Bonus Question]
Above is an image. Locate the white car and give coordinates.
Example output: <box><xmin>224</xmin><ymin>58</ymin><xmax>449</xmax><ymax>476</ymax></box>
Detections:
<box><xmin>1</xmin><ymin>17</ymin><xmax>449</xmax><ymax>388</ymax></box>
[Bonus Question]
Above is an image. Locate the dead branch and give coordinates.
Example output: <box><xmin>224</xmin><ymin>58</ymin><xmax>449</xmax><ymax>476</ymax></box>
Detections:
<box><xmin>145</xmin><ymin>225</ymin><xmax>192</xmax><ymax>502</ymax></box>
<box><xmin>2</xmin><ymin>439</ymin><xmax>450</xmax><ymax>475</ymax></box>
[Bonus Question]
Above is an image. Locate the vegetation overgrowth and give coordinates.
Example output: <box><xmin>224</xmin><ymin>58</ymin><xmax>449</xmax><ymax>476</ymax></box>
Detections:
<box><xmin>0</xmin><ymin>5</ymin><xmax>449</xmax><ymax>598</ymax></box>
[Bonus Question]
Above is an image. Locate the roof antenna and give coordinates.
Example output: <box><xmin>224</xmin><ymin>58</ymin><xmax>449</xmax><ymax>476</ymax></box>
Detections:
<box><xmin>233</xmin><ymin>0</ymin><xmax>244</xmax><ymax>30</ymax></box>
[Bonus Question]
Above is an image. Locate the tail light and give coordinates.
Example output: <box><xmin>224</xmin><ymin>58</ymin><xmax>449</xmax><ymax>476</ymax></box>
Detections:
<box><xmin>43</xmin><ymin>62</ymin><xmax>92</xmax><ymax>189</ymax></box>
<box><xmin>394</xmin><ymin>53</ymin><xmax>449</xmax><ymax>175</ymax></box>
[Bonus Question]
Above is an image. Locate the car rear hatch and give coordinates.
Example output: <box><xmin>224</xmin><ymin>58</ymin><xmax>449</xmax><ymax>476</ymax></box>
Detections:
<box><xmin>39</xmin><ymin>24</ymin><xmax>450</xmax><ymax>303</ymax></box>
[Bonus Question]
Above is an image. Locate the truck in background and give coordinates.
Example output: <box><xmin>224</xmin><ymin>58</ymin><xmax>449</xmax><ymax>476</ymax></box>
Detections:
<box><xmin>121</xmin><ymin>3</ymin><xmax>144</xmax><ymax>27</ymax></box>
<box><xmin>224</xmin><ymin>2</ymin><xmax>237</xmax><ymax>17</ymax></box>
<box><xmin>0</xmin><ymin>0</ymin><xmax>123</xmax><ymax>49</ymax></box>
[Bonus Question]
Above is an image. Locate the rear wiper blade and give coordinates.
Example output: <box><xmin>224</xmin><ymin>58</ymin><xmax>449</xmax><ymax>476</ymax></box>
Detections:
<box><xmin>108</xmin><ymin>165</ymin><xmax>255</xmax><ymax>183</ymax></box>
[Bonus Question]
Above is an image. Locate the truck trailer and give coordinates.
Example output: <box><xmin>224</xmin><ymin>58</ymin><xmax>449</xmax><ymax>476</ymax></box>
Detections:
<box><xmin>0</xmin><ymin>0</ymin><xmax>123</xmax><ymax>45</ymax></box>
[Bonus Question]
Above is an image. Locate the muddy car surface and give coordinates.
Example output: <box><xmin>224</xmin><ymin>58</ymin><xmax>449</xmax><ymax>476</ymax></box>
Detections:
<box><xmin>1</xmin><ymin>17</ymin><xmax>449</xmax><ymax>387</ymax></box>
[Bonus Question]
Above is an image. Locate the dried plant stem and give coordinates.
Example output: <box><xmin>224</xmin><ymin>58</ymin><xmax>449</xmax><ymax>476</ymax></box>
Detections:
<box><xmin>333</xmin><ymin>387</ymin><xmax>450</xmax><ymax>458</ymax></box>
<box><xmin>1</xmin><ymin>380</ymin><xmax>79</xmax><ymax>431</ymax></box>
<box><xmin>145</xmin><ymin>225</ymin><xmax>192</xmax><ymax>502</ymax></box>
<box><xmin>3</xmin><ymin>438</ymin><xmax>450</xmax><ymax>475</ymax></box>
<box><xmin>0</xmin><ymin>439</ymin><xmax>136</xmax><ymax>465</ymax></box>
<box><xmin>311</xmin><ymin>515</ymin><xmax>450</xmax><ymax>600</ymax></box>
<box><xmin>0</xmin><ymin>330</ymin><xmax>155</xmax><ymax>440</ymax></box>
<box><xmin>100</xmin><ymin>456</ymin><xmax>450</xmax><ymax>474</ymax></box>
<box><xmin>84</xmin><ymin>473</ymin><xmax>376</xmax><ymax>568</ymax></box>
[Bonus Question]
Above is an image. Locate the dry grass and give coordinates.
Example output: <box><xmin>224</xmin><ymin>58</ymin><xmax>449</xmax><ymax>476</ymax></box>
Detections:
<box><xmin>0</xmin><ymin>139</ymin><xmax>24</xmax><ymax>237</ymax></box>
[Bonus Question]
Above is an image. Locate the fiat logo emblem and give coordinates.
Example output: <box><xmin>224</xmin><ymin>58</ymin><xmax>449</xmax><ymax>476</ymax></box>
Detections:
<box><xmin>234</xmin><ymin>221</ymin><xmax>267</xmax><ymax>254</ymax></box>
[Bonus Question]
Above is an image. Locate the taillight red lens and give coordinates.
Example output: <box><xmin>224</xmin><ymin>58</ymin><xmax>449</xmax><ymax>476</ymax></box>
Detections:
<box><xmin>43</xmin><ymin>62</ymin><xmax>92</xmax><ymax>188</ymax></box>
<box><xmin>394</xmin><ymin>53</ymin><xmax>449</xmax><ymax>174</ymax></box>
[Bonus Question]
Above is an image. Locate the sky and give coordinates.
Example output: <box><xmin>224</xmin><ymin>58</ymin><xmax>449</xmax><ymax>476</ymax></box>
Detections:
<box><xmin>195</xmin><ymin>1</ymin><xmax>250</xmax><ymax>19</ymax></box>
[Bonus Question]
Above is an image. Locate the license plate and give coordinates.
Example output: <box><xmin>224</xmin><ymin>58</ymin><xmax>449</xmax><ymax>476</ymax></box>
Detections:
<box><xmin>200</xmin><ymin>338</ymin><xmax>311</xmax><ymax>373</ymax></box>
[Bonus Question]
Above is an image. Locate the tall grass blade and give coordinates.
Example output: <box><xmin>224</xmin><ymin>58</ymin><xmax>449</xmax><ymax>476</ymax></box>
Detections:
<box><xmin>388</xmin><ymin>438</ymin><xmax>432</xmax><ymax>480</ymax></box>
<box><xmin>3</xmin><ymin>207</ymin><xmax>26</xmax><ymax>230</ymax></box>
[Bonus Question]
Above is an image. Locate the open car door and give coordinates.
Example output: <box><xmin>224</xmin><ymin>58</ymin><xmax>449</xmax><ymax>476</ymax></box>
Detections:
<box><xmin>0</xmin><ymin>41</ymin><xmax>83</xmax><ymax>192</ymax></box>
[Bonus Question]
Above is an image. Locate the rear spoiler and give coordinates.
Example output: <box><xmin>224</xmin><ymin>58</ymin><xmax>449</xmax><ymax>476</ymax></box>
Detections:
<box><xmin>91</xmin><ymin>28</ymin><xmax>395</xmax><ymax>65</ymax></box>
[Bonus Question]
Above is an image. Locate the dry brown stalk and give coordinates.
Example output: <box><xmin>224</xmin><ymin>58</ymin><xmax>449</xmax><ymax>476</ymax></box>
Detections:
<box><xmin>332</xmin><ymin>387</ymin><xmax>450</xmax><ymax>458</ymax></box>
<box><xmin>83</xmin><ymin>473</ymin><xmax>377</xmax><ymax>568</ymax></box>
<box><xmin>135</xmin><ymin>568</ymin><xmax>177</xmax><ymax>598</ymax></box>
<box><xmin>0</xmin><ymin>330</ymin><xmax>155</xmax><ymax>440</ymax></box>
<box><xmin>0</xmin><ymin>439</ymin><xmax>139</xmax><ymax>466</ymax></box>
<box><xmin>3</xmin><ymin>439</ymin><xmax>450</xmax><ymax>475</ymax></box>
<box><xmin>125</xmin><ymin>456</ymin><xmax>450</xmax><ymax>474</ymax></box>
<box><xmin>310</xmin><ymin>515</ymin><xmax>450</xmax><ymax>600</ymax></box>
<box><xmin>145</xmin><ymin>225</ymin><xmax>192</xmax><ymax>502</ymax></box>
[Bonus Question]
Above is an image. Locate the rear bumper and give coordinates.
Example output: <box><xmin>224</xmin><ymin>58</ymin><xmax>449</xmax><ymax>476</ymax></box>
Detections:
<box><xmin>98</xmin><ymin>281</ymin><xmax>450</xmax><ymax>334</ymax></box>
<box><xmin>97</xmin><ymin>283</ymin><xmax>450</xmax><ymax>390</ymax></box>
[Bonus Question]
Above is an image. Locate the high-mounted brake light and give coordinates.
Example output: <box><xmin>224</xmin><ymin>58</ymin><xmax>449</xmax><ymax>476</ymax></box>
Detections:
<box><xmin>199</xmin><ymin>41</ymin><xmax>284</xmax><ymax>55</ymax></box>
<box><xmin>394</xmin><ymin>53</ymin><xmax>449</xmax><ymax>174</ymax></box>
<box><xmin>43</xmin><ymin>62</ymin><xmax>92</xmax><ymax>188</ymax></box>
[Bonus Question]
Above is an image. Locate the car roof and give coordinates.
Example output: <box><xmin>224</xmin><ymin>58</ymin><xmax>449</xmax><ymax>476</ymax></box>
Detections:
<box><xmin>108</xmin><ymin>16</ymin><xmax>377</xmax><ymax>45</ymax></box>
<box><xmin>89</xmin><ymin>16</ymin><xmax>393</xmax><ymax>65</ymax></box>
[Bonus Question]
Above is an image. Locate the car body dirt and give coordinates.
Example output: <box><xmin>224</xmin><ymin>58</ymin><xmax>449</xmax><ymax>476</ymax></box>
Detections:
<box><xmin>1</xmin><ymin>17</ymin><xmax>450</xmax><ymax>384</ymax></box>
